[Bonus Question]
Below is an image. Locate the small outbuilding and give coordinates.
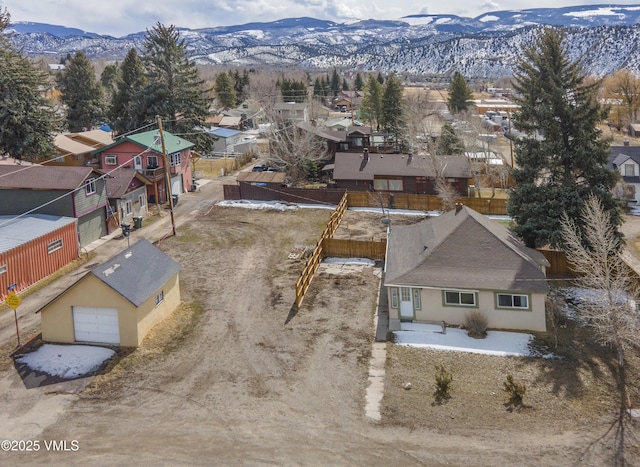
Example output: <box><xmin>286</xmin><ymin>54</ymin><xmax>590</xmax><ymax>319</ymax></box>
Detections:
<box><xmin>38</xmin><ymin>239</ymin><xmax>181</xmax><ymax>347</ymax></box>
<box><xmin>0</xmin><ymin>214</ymin><xmax>78</xmax><ymax>299</ymax></box>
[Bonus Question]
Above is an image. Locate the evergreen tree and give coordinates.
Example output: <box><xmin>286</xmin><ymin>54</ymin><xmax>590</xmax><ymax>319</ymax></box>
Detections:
<box><xmin>361</xmin><ymin>75</ymin><xmax>383</xmax><ymax>130</ymax></box>
<box><xmin>330</xmin><ymin>68</ymin><xmax>340</xmax><ymax>97</ymax></box>
<box><xmin>110</xmin><ymin>48</ymin><xmax>148</xmax><ymax>135</ymax></box>
<box><xmin>507</xmin><ymin>28</ymin><xmax>620</xmax><ymax>248</ymax></box>
<box><xmin>57</xmin><ymin>51</ymin><xmax>104</xmax><ymax>132</ymax></box>
<box><xmin>342</xmin><ymin>78</ymin><xmax>349</xmax><ymax>91</ymax></box>
<box><xmin>100</xmin><ymin>64</ymin><xmax>120</xmax><ymax>106</ymax></box>
<box><xmin>0</xmin><ymin>8</ymin><xmax>57</xmax><ymax>160</ymax></box>
<box><xmin>447</xmin><ymin>71</ymin><xmax>473</xmax><ymax>114</ymax></box>
<box><xmin>276</xmin><ymin>77</ymin><xmax>307</xmax><ymax>103</ymax></box>
<box><xmin>377</xmin><ymin>72</ymin><xmax>385</xmax><ymax>85</ymax></box>
<box><xmin>138</xmin><ymin>23</ymin><xmax>214</xmax><ymax>152</ymax></box>
<box><xmin>215</xmin><ymin>72</ymin><xmax>236</xmax><ymax>109</ymax></box>
<box><xmin>354</xmin><ymin>72</ymin><xmax>364</xmax><ymax>91</ymax></box>
<box><xmin>380</xmin><ymin>73</ymin><xmax>404</xmax><ymax>139</ymax></box>
<box><xmin>436</xmin><ymin>123</ymin><xmax>465</xmax><ymax>155</ymax></box>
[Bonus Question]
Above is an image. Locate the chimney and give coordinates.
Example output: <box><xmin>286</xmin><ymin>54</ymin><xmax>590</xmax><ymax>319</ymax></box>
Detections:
<box><xmin>363</xmin><ymin>147</ymin><xmax>369</xmax><ymax>160</ymax></box>
<box><xmin>455</xmin><ymin>203</ymin><xmax>463</xmax><ymax>214</ymax></box>
<box><xmin>624</xmin><ymin>137</ymin><xmax>630</xmax><ymax>147</ymax></box>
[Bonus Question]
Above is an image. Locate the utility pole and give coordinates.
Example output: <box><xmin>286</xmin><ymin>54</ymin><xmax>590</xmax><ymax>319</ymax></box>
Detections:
<box><xmin>157</xmin><ymin>116</ymin><xmax>177</xmax><ymax>237</ymax></box>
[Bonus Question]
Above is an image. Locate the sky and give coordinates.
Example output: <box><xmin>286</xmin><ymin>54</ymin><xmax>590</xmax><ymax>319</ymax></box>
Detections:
<box><xmin>2</xmin><ymin>0</ymin><xmax>640</xmax><ymax>37</ymax></box>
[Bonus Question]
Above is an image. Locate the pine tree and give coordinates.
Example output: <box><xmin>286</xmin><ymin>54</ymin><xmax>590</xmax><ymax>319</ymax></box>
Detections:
<box><xmin>361</xmin><ymin>75</ymin><xmax>383</xmax><ymax>130</ymax></box>
<box><xmin>330</xmin><ymin>68</ymin><xmax>340</xmax><ymax>97</ymax></box>
<box><xmin>138</xmin><ymin>23</ymin><xmax>214</xmax><ymax>152</ymax></box>
<box><xmin>0</xmin><ymin>8</ymin><xmax>57</xmax><ymax>160</ymax></box>
<box><xmin>507</xmin><ymin>28</ymin><xmax>620</xmax><ymax>248</ymax></box>
<box><xmin>342</xmin><ymin>78</ymin><xmax>349</xmax><ymax>91</ymax></box>
<box><xmin>110</xmin><ymin>48</ymin><xmax>148</xmax><ymax>135</ymax></box>
<box><xmin>436</xmin><ymin>123</ymin><xmax>465</xmax><ymax>155</ymax></box>
<box><xmin>447</xmin><ymin>71</ymin><xmax>473</xmax><ymax>114</ymax></box>
<box><xmin>214</xmin><ymin>72</ymin><xmax>236</xmax><ymax>109</ymax></box>
<box><xmin>56</xmin><ymin>51</ymin><xmax>104</xmax><ymax>132</ymax></box>
<box><xmin>276</xmin><ymin>77</ymin><xmax>307</xmax><ymax>103</ymax></box>
<box><xmin>377</xmin><ymin>72</ymin><xmax>385</xmax><ymax>85</ymax></box>
<box><xmin>380</xmin><ymin>73</ymin><xmax>404</xmax><ymax>140</ymax></box>
<box><xmin>354</xmin><ymin>72</ymin><xmax>364</xmax><ymax>91</ymax></box>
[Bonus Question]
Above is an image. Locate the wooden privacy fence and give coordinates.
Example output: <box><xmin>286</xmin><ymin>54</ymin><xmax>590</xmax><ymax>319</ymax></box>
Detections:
<box><xmin>322</xmin><ymin>238</ymin><xmax>387</xmax><ymax>261</ymax></box>
<box><xmin>537</xmin><ymin>248</ymin><xmax>574</xmax><ymax>276</ymax></box>
<box><xmin>294</xmin><ymin>192</ymin><xmax>348</xmax><ymax>308</ymax></box>
<box><xmin>347</xmin><ymin>192</ymin><xmax>508</xmax><ymax>215</ymax></box>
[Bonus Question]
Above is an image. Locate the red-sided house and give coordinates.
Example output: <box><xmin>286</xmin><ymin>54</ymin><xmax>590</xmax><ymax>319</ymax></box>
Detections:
<box><xmin>92</xmin><ymin>130</ymin><xmax>195</xmax><ymax>205</ymax></box>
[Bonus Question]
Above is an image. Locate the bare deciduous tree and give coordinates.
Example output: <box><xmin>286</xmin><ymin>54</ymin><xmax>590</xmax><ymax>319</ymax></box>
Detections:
<box><xmin>561</xmin><ymin>195</ymin><xmax>640</xmax><ymax>465</ymax></box>
<box><xmin>265</xmin><ymin>120</ymin><xmax>328</xmax><ymax>184</ymax></box>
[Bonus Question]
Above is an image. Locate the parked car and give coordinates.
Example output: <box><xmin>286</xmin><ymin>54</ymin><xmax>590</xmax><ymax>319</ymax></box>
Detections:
<box><xmin>252</xmin><ymin>164</ymin><xmax>265</xmax><ymax>172</ymax></box>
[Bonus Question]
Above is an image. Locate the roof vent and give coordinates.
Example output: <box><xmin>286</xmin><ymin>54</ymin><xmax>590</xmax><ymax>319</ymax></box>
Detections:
<box><xmin>125</xmin><ymin>252</ymin><xmax>133</xmax><ymax>259</ymax></box>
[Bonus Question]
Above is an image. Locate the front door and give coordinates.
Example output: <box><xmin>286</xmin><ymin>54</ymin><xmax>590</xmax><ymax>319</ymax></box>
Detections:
<box><xmin>399</xmin><ymin>287</ymin><xmax>414</xmax><ymax>319</ymax></box>
<box><xmin>133</xmin><ymin>155</ymin><xmax>142</xmax><ymax>170</ymax></box>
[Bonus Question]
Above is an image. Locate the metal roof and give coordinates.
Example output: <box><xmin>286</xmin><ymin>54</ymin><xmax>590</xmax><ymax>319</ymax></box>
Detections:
<box><xmin>207</xmin><ymin>127</ymin><xmax>242</xmax><ymax>138</ymax></box>
<box><xmin>90</xmin><ymin>239</ymin><xmax>181</xmax><ymax>307</ymax></box>
<box><xmin>0</xmin><ymin>214</ymin><xmax>77</xmax><ymax>254</ymax></box>
<box><xmin>93</xmin><ymin>129</ymin><xmax>194</xmax><ymax>156</ymax></box>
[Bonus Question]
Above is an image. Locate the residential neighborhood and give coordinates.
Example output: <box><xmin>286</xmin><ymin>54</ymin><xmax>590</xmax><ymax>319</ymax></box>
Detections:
<box><xmin>1</xmin><ymin>6</ymin><xmax>640</xmax><ymax>466</ymax></box>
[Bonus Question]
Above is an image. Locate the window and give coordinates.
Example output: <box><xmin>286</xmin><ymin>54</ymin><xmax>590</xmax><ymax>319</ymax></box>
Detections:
<box><xmin>170</xmin><ymin>153</ymin><xmax>181</xmax><ymax>167</ymax></box>
<box><xmin>444</xmin><ymin>290</ymin><xmax>477</xmax><ymax>307</ymax></box>
<box><xmin>156</xmin><ymin>290</ymin><xmax>164</xmax><ymax>306</ymax></box>
<box><xmin>48</xmin><ymin>239</ymin><xmax>63</xmax><ymax>254</ymax></box>
<box><xmin>85</xmin><ymin>178</ymin><xmax>96</xmax><ymax>195</ymax></box>
<box><xmin>147</xmin><ymin>155</ymin><xmax>158</xmax><ymax>168</ymax></box>
<box><xmin>373</xmin><ymin>178</ymin><xmax>404</xmax><ymax>192</ymax></box>
<box><xmin>390</xmin><ymin>288</ymin><xmax>398</xmax><ymax>309</ymax></box>
<box><xmin>413</xmin><ymin>289</ymin><xmax>422</xmax><ymax>310</ymax></box>
<box><xmin>0</xmin><ymin>264</ymin><xmax>6</xmax><ymax>275</ymax></box>
<box><xmin>139</xmin><ymin>194</ymin><xmax>146</xmax><ymax>207</ymax></box>
<box><xmin>625</xmin><ymin>163</ymin><xmax>636</xmax><ymax>177</ymax></box>
<box><xmin>496</xmin><ymin>293</ymin><xmax>529</xmax><ymax>310</ymax></box>
<box><xmin>125</xmin><ymin>200</ymin><xmax>133</xmax><ymax>215</ymax></box>
<box><xmin>105</xmin><ymin>155</ymin><xmax>118</xmax><ymax>165</ymax></box>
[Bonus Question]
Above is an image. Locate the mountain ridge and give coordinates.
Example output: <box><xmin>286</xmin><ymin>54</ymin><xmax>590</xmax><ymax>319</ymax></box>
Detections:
<box><xmin>9</xmin><ymin>4</ymin><xmax>640</xmax><ymax>78</ymax></box>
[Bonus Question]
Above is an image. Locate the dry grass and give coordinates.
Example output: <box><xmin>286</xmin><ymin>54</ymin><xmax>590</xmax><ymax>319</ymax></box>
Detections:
<box><xmin>192</xmin><ymin>155</ymin><xmax>255</xmax><ymax>178</ymax></box>
<box><xmin>85</xmin><ymin>300</ymin><xmax>205</xmax><ymax>392</ymax></box>
<box><xmin>382</xmin><ymin>319</ymin><xmax>632</xmax><ymax>434</ymax></box>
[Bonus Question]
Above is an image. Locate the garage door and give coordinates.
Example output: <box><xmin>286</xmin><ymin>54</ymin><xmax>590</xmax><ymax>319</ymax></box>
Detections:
<box><xmin>73</xmin><ymin>306</ymin><xmax>120</xmax><ymax>344</ymax></box>
<box><xmin>78</xmin><ymin>208</ymin><xmax>107</xmax><ymax>247</ymax></box>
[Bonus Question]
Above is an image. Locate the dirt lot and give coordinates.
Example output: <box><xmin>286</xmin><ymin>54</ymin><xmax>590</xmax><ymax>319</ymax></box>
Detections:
<box><xmin>3</xmin><ymin>205</ymin><xmax>640</xmax><ymax>465</ymax></box>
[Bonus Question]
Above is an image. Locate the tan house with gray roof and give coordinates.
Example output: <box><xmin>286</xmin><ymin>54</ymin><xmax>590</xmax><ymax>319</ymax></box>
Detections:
<box><xmin>384</xmin><ymin>205</ymin><xmax>549</xmax><ymax>332</ymax></box>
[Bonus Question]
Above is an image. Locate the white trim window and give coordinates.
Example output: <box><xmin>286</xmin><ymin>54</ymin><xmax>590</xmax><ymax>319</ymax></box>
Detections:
<box><xmin>390</xmin><ymin>288</ymin><xmax>399</xmax><ymax>309</ymax></box>
<box><xmin>105</xmin><ymin>154</ymin><xmax>118</xmax><ymax>165</ymax></box>
<box><xmin>444</xmin><ymin>290</ymin><xmax>477</xmax><ymax>307</ymax></box>
<box><xmin>169</xmin><ymin>153</ymin><xmax>181</xmax><ymax>167</ymax></box>
<box><xmin>85</xmin><ymin>178</ymin><xmax>96</xmax><ymax>195</ymax></box>
<box><xmin>147</xmin><ymin>155</ymin><xmax>158</xmax><ymax>168</ymax></box>
<box><xmin>624</xmin><ymin>163</ymin><xmax>636</xmax><ymax>177</ymax></box>
<box><xmin>0</xmin><ymin>263</ymin><xmax>7</xmax><ymax>275</ymax></box>
<box><xmin>496</xmin><ymin>293</ymin><xmax>529</xmax><ymax>310</ymax></box>
<box><xmin>139</xmin><ymin>194</ymin><xmax>146</xmax><ymax>207</ymax></box>
<box><xmin>47</xmin><ymin>239</ymin><xmax>63</xmax><ymax>254</ymax></box>
<box><xmin>413</xmin><ymin>289</ymin><xmax>422</xmax><ymax>310</ymax></box>
<box><xmin>155</xmin><ymin>290</ymin><xmax>164</xmax><ymax>306</ymax></box>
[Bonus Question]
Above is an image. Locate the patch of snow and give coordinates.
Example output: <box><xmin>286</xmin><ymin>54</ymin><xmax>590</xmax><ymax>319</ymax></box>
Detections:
<box><xmin>563</xmin><ymin>7</ymin><xmax>624</xmax><ymax>18</ymax></box>
<box><xmin>394</xmin><ymin>322</ymin><xmax>535</xmax><ymax>357</ymax></box>
<box><xmin>435</xmin><ymin>18</ymin><xmax>452</xmax><ymax>24</ymax></box>
<box><xmin>402</xmin><ymin>17</ymin><xmax>435</xmax><ymax>26</ymax></box>
<box><xmin>479</xmin><ymin>15</ymin><xmax>500</xmax><ymax>23</ymax></box>
<box><xmin>324</xmin><ymin>257</ymin><xmax>376</xmax><ymax>266</ymax></box>
<box><xmin>15</xmin><ymin>344</ymin><xmax>115</xmax><ymax>379</ymax></box>
<box><xmin>216</xmin><ymin>200</ymin><xmax>298</xmax><ymax>211</ymax></box>
<box><xmin>240</xmin><ymin>29</ymin><xmax>266</xmax><ymax>39</ymax></box>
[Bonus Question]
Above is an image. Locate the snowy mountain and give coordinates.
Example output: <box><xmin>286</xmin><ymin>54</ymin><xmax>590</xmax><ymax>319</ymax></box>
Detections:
<box><xmin>9</xmin><ymin>4</ymin><xmax>640</xmax><ymax>78</ymax></box>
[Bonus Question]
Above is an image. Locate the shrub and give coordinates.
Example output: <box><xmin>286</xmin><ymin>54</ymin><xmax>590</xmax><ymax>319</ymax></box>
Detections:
<box><xmin>433</xmin><ymin>364</ymin><xmax>453</xmax><ymax>404</ymax></box>
<box><xmin>464</xmin><ymin>311</ymin><xmax>488</xmax><ymax>338</ymax></box>
<box><xmin>503</xmin><ymin>374</ymin><xmax>526</xmax><ymax>410</ymax></box>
